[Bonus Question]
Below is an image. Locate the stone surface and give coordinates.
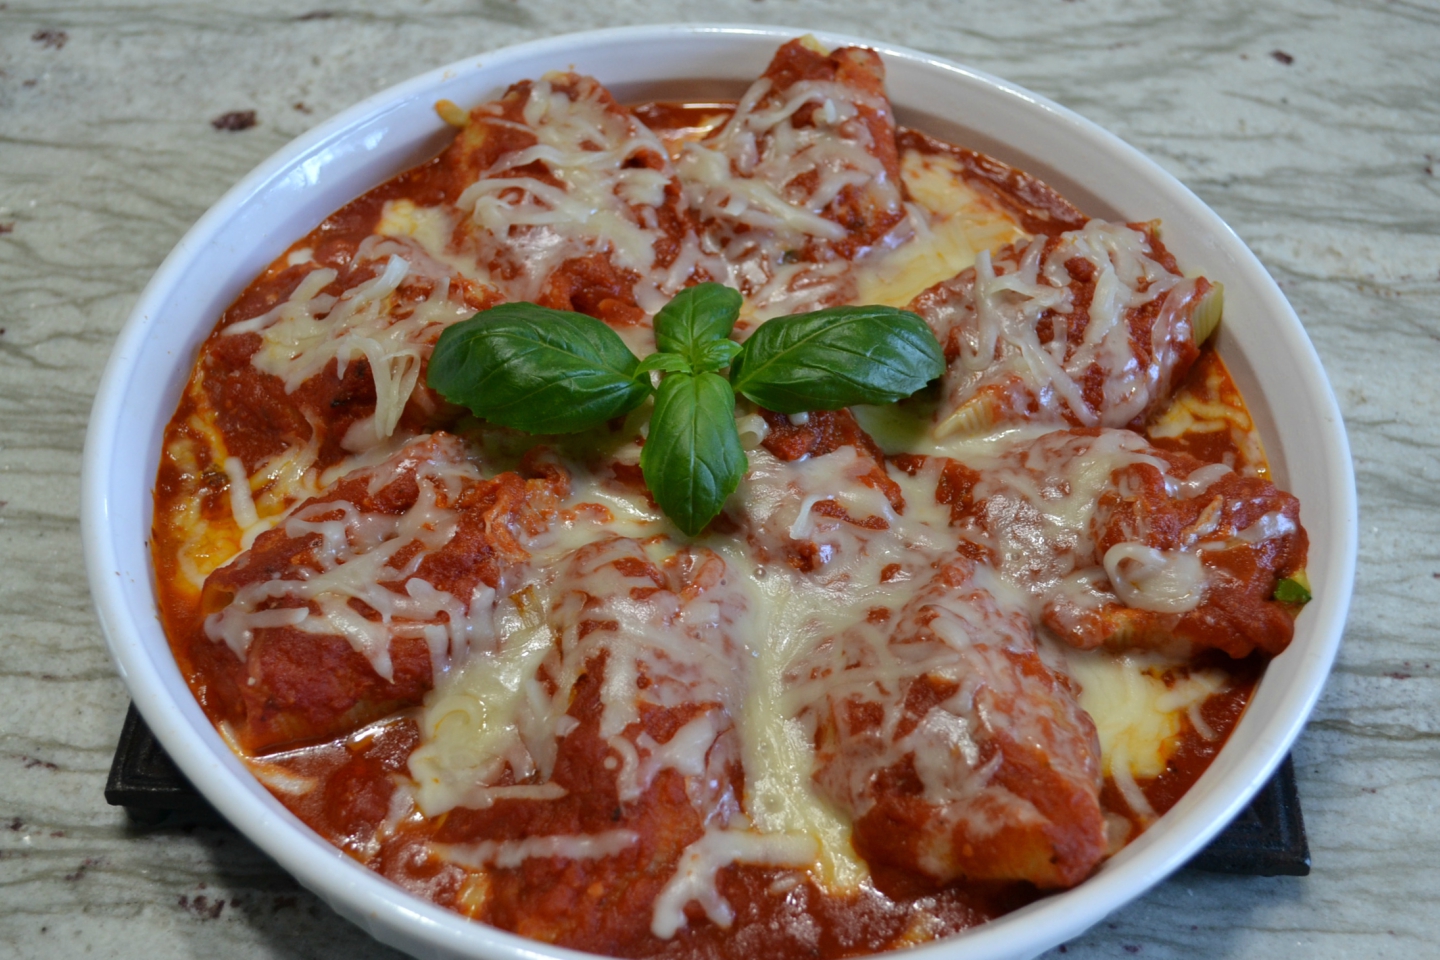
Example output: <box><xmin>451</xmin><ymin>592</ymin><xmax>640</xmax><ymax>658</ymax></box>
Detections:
<box><xmin>1</xmin><ymin>1</ymin><xmax>1437</xmax><ymax>957</ymax></box>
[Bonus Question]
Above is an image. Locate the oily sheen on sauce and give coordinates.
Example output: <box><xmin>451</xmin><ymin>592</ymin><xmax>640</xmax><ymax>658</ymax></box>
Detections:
<box><xmin>149</xmin><ymin>38</ymin><xmax>1308</xmax><ymax>959</ymax></box>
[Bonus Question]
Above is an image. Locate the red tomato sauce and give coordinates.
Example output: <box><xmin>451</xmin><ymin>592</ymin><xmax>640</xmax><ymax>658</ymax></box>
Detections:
<box><xmin>150</xmin><ymin>98</ymin><xmax>1284</xmax><ymax>959</ymax></box>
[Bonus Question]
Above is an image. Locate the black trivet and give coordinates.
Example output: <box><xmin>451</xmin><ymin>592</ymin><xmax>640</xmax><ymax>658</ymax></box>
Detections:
<box><xmin>106</xmin><ymin>702</ymin><xmax>1309</xmax><ymax>876</ymax></box>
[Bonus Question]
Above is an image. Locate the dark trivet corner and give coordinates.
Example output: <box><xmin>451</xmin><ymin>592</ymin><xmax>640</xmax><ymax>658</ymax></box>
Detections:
<box><xmin>105</xmin><ymin>703</ymin><xmax>225</xmax><ymax>825</ymax></box>
<box><xmin>106</xmin><ymin>702</ymin><xmax>1309</xmax><ymax>876</ymax></box>
<box><xmin>1185</xmin><ymin>753</ymin><xmax>1310</xmax><ymax>876</ymax></box>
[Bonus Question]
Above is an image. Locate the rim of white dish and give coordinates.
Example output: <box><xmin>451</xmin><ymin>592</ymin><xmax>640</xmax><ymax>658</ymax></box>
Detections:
<box><xmin>82</xmin><ymin>22</ymin><xmax>1357</xmax><ymax>960</ymax></box>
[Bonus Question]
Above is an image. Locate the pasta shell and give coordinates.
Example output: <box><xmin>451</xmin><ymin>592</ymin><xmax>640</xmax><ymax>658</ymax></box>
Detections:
<box><xmin>1190</xmin><ymin>281</ymin><xmax>1224</xmax><ymax>346</ymax></box>
<box><xmin>933</xmin><ymin>393</ymin><xmax>1001</xmax><ymax>439</ymax></box>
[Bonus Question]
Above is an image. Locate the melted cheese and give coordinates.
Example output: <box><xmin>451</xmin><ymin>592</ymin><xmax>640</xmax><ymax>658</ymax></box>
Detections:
<box><xmin>1147</xmin><ymin>358</ymin><xmax>1269</xmax><ymax>478</ymax></box>
<box><xmin>163</xmin><ymin>69</ymin><xmax>1277</xmax><ymax>945</ymax></box>
<box><xmin>204</xmin><ymin>437</ymin><xmax>493</xmax><ymax>682</ymax></box>
<box><xmin>159</xmin><ymin>401</ymin><xmax>331</xmax><ymax>597</ymax></box>
<box><xmin>409</xmin><ymin>586</ymin><xmax>567</xmax><ymax>813</ymax></box>
<box><xmin>462</xmin><ymin>76</ymin><xmax>671</xmax><ymax>274</ymax></box>
<box><xmin>376</xmin><ymin>199</ymin><xmax>491</xmax><ymax>289</ymax></box>
<box><xmin>931</xmin><ymin>220</ymin><xmax>1200</xmax><ymax>437</ymax></box>
<box><xmin>454</xmin><ymin>75</ymin><xmax>711</xmax><ymax>314</ymax></box>
<box><xmin>651</xmin><ymin>829</ymin><xmax>817</xmax><ymax>937</ymax></box>
<box><xmin>412</xmin><ymin>441</ymin><xmax>947</xmax><ymax>906</ymax></box>
<box><xmin>183</xmin><ymin>392</ymin><xmax>1261</xmax><ymax>942</ymax></box>
<box><xmin>1102</xmin><ymin>543</ymin><xmax>1207</xmax><ymax>613</ymax></box>
<box><xmin>676</xmin><ymin>70</ymin><xmax>907</xmax><ymax>320</ymax></box>
<box><xmin>394</xmin><ymin>414</ymin><xmax>1248</xmax><ymax>935</ymax></box>
<box><xmin>1067</xmin><ymin>648</ymin><xmax>1227</xmax><ymax>787</ymax></box>
<box><xmin>158</xmin><ymin>407</ymin><xmax>244</xmax><ymax>593</ymax></box>
<box><xmin>222</xmin><ymin>456</ymin><xmax>259</xmax><ymax>531</ymax></box>
<box><xmin>965</xmin><ymin>429</ymin><xmax>1173</xmax><ymax>595</ymax></box>
<box><xmin>853</xmin><ymin>151</ymin><xmax>1027</xmax><ymax>308</ymax></box>
<box><xmin>437</xmin><ymin>830</ymin><xmax>639</xmax><ymax>869</ymax></box>
<box><xmin>227</xmin><ymin>243</ymin><xmax>477</xmax><ymax>452</ymax></box>
<box><xmin>722</xmin><ymin>448</ymin><xmax>957</xmax><ymax>895</ymax></box>
<box><xmin>187</xmin><ymin>243</ymin><xmax>1251</xmax><ymax>945</ymax></box>
<box><xmin>679</xmin><ymin>77</ymin><xmax>894</xmax><ymax>247</ymax></box>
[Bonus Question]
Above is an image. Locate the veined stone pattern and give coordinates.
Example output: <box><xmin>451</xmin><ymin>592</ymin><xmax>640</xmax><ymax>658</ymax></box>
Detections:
<box><xmin>0</xmin><ymin>1</ymin><xmax>1437</xmax><ymax>957</ymax></box>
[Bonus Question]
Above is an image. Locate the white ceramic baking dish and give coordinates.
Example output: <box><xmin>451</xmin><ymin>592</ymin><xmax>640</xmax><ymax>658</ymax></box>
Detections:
<box><xmin>81</xmin><ymin>23</ymin><xmax>1356</xmax><ymax>960</ymax></box>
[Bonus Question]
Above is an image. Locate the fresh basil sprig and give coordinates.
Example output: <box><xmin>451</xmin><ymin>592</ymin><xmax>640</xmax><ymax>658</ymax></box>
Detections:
<box><xmin>637</xmin><ymin>286</ymin><xmax>750</xmax><ymax>532</ymax></box>
<box><xmin>428</xmin><ymin>283</ymin><xmax>943</xmax><ymax>535</ymax></box>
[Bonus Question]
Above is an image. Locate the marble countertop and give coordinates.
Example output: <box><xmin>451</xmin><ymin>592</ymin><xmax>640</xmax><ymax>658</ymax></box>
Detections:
<box><xmin>2</xmin><ymin>1</ymin><xmax>1437</xmax><ymax>957</ymax></box>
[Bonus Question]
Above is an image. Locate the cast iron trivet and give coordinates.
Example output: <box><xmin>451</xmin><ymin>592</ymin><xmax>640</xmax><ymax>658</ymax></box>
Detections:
<box><xmin>106</xmin><ymin>702</ymin><xmax>1309</xmax><ymax>876</ymax></box>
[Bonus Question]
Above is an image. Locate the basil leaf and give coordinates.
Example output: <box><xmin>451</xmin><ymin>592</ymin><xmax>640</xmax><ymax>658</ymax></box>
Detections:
<box><xmin>1273</xmin><ymin>577</ymin><xmax>1312</xmax><ymax>604</ymax></box>
<box><xmin>653</xmin><ymin>282</ymin><xmax>743</xmax><ymax>368</ymax></box>
<box><xmin>693</xmin><ymin>338</ymin><xmax>743</xmax><ymax>375</ymax></box>
<box><xmin>730</xmin><ymin>306</ymin><xmax>945</xmax><ymax>413</ymax></box>
<box><xmin>641</xmin><ymin>372</ymin><xmax>747</xmax><ymax>537</ymax></box>
<box><xmin>635</xmin><ymin>352</ymin><xmax>692</xmax><ymax>378</ymax></box>
<box><xmin>428</xmin><ymin>303</ymin><xmax>650</xmax><ymax>434</ymax></box>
